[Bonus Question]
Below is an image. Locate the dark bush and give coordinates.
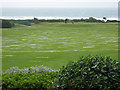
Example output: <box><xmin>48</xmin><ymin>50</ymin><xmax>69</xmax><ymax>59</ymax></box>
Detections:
<box><xmin>33</xmin><ymin>17</ymin><xmax>39</xmax><ymax>24</ymax></box>
<box><xmin>2</xmin><ymin>71</ymin><xmax>57</xmax><ymax>89</ymax></box>
<box><xmin>2</xmin><ymin>56</ymin><xmax>120</xmax><ymax>89</ymax></box>
<box><xmin>57</xmin><ymin>55</ymin><xmax>120</xmax><ymax>90</ymax></box>
<box><xmin>1</xmin><ymin>20</ymin><xmax>14</xmax><ymax>28</ymax></box>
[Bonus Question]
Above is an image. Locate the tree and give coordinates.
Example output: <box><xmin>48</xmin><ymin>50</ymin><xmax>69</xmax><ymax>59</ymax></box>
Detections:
<box><xmin>103</xmin><ymin>17</ymin><xmax>106</xmax><ymax>20</ymax></box>
<box><xmin>103</xmin><ymin>17</ymin><xmax>107</xmax><ymax>23</ymax></box>
<box><xmin>0</xmin><ymin>20</ymin><xmax>14</xmax><ymax>28</ymax></box>
<box><xmin>33</xmin><ymin>17</ymin><xmax>39</xmax><ymax>24</ymax></box>
<box><xmin>88</xmin><ymin>17</ymin><xmax>97</xmax><ymax>22</ymax></box>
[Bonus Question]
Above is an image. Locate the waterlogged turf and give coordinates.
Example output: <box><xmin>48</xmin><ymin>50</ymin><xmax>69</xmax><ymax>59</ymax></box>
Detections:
<box><xmin>2</xmin><ymin>22</ymin><xmax>118</xmax><ymax>71</ymax></box>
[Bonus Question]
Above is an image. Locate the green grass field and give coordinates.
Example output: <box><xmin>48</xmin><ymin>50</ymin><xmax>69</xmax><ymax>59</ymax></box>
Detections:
<box><xmin>2</xmin><ymin>22</ymin><xmax>118</xmax><ymax>71</ymax></box>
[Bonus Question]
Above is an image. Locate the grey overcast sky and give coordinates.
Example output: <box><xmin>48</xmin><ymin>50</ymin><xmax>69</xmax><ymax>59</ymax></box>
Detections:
<box><xmin>1</xmin><ymin>0</ymin><xmax>119</xmax><ymax>8</ymax></box>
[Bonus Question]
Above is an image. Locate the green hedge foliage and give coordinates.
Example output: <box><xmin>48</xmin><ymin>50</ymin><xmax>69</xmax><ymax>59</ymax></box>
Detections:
<box><xmin>57</xmin><ymin>55</ymin><xmax>120</xmax><ymax>89</ymax></box>
<box><xmin>2</xmin><ymin>71</ymin><xmax>57</xmax><ymax>89</ymax></box>
<box><xmin>2</xmin><ymin>56</ymin><xmax>120</xmax><ymax>89</ymax></box>
<box><xmin>1</xmin><ymin>20</ymin><xmax>14</xmax><ymax>28</ymax></box>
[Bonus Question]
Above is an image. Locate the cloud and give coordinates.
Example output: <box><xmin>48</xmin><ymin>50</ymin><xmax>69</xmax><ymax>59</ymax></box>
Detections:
<box><xmin>1</xmin><ymin>0</ymin><xmax>119</xmax><ymax>2</ymax></box>
<box><xmin>2</xmin><ymin>2</ymin><xmax>118</xmax><ymax>8</ymax></box>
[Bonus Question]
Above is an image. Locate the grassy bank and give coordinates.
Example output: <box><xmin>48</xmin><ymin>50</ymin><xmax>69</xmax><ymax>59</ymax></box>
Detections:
<box><xmin>2</xmin><ymin>22</ymin><xmax>118</xmax><ymax>71</ymax></box>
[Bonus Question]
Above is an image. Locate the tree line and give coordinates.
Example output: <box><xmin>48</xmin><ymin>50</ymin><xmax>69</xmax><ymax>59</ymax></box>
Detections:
<box><xmin>0</xmin><ymin>17</ymin><xmax>119</xmax><ymax>28</ymax></box>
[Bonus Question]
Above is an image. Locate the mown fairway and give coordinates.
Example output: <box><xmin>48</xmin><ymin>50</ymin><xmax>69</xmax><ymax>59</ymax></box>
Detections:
<box><xmin>2</xmin><ymin>22</ymin><xmax>118</xmax><ymax>71</ymax></box>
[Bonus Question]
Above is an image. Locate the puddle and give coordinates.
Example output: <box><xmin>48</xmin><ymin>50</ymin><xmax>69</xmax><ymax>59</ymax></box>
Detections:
<box><xmin>5</xmin><ymin>40</ymin><xmax>16</xmax><ymax>41</ymax></box>
<box><xmin>30</xmin><ymin>61</ymin><xmax>43</xmax><ymax>62</ymax></box>
<box><xmin>4</xmin><ymin>50</ymin><xmax>71</xmax><ymax>52</ymax></box>
<box><xmin>12</xmin><ymin>42</ymin><xmax>19</xmax><ymax>44</ymax></box>
<box><xmin>58</xmin><ymin>32</ymin><xmax>63</xmax><ymax>33</ymax></box>
<box><xmin>31</xmin><ymin>46</ymin><xmax>36</xmax><ymax>48</ymax></box>
<box><xmin>92</xmin><ymin>34</ymin><xmax>101</xmax><ymax>37</ymax></box>
<box><xmin>74</xmin><ymin>50</ymin><xmax>78</xmax><ymax>51</ymax></box>
<box><xmin>3</xmin><ymin>49</ymin><xmax>101</xmax><ymax>53</ymax></box>
<box><xmin>41</xmin><ymin>38</ymin><xmax>49</xmax><ymax>39</ymax></box>
<box><xmin>36</xmin><ymin>57</ymin><xmax>48</xmax><ymax>58</ymax></box>
<box><xmin>77</xmin><ymin>42</ymin><xmax>83</xmax><ymax>43</ymax></box>
<box><xmin>112</xmin><ymin>49</ymin><xmax>120</xmax><ymax>50</ymax></box>
<box><xmin>2</xmin><ymin>46</ymin><xmax>10</xmax><ymax>47</ymax></box>
<box><xmin>83</xmin><ymin>46</ymin><xmax>94</xmax><ymax>48</ymax></box>
<box><xmin>11</xmin><ymin>45</ymin><xmax>20</xmax><ymax>46</ymax></box>
<box><xmin>105</xmin><ymin>41</ymin><xmax>117</xmax><ymax>42</ymax></box>
<box><xmin>10</xmin><ymin>48</ymin><xmax>15</xmax><ymax>49</ymax></box>
<box><xmin>59</xmin><ymin>37</ymin><xmax>72</xmax><ymax>39</ymax></box>
<box><xmin>55</xmin><ymin>42</ymin><xmax>65</xmax><ymax>44</ymax></box>
<box><xmin>69</xmin><ymin>43</ymin><xmax>77</xmax><ymax>44</ymax></box>
<box><xmin>5</xmin><ymin>55</ymin><xmax>13</xmax><ymax>56</ymax></box>
<box><xmin>100</xmin><ymin>37</ymin><xmax>106</xmax><ymax>39</ymax></box>
<box><xmin>58</xmin><ymin>47</ymin><xmax>63</xmax><ymax>48</ymax></box>
<box><xmin>98</xmin><ymin>41</ymin><xmax>108</xmax><ymax>44</ymax></box>
<box><xmin>22</xmin><ymin>39</ymin><xmax>27</xmax><ymax>41</ymax></box>
<box><xmin>29</xmin><ymin>44</ymin><xmax>36</xmax><ymax>45</ymax></box>
<box><xmin>31</xmin><ymin>37</ymin><xmax>35</xmax><ymax>38</ymax></box>
<box><xmin>38</xmin><ymin>41</ymin><xmax>45</xmax><ymax>42</ymax></box>
<box><xmin>10</xmin><ymin>48</ymin><xmax>20</xmax><ymax>49</ymax></box>
<box><xmin>86</xmin><ymin>43</ymin><xmax>91</xmax><ymax>45</ymax></box>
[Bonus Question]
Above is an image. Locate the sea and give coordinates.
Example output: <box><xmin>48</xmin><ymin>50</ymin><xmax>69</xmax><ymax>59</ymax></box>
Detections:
<box><xmin>1</xmin><ymin>8</ymin><xmax>118</xmax><ymax>20</ymax></box>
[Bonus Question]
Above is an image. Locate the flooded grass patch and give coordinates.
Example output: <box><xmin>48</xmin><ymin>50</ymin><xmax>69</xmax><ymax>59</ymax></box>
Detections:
<box><xmin>2</xmin><ymin>22</ymin><xmax>118</xmax><ymax>71</ymax></box>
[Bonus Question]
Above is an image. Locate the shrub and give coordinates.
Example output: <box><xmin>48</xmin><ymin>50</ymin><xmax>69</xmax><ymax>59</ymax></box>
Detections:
<box><xmin>1</xmin><ymin>20</ymin><xmax>14</xmax><ymax>28</ymax></box>
<box><xmin>3</xmin><ymin>65</ymin><xmax>57</xmax><ymax>74</ymax></box>
<box><xmin>57</xmin><ymin>55</ymin><xmax>120</xmax><ymax>89</ymax></box>
<box><xmin>2</xmin><ymin>56</ymin><xmax>120</xmax><ymax>89</ymax></box>
<box><xmin>2</xmin><ymin>66</ymin><xmax>58</xmax><ymax>89</ymax></box>
<box><xmin>2</xmin><ymin>71</ymin><xmax>57</xmax><ymax>89</ymax></box>
<box><xmin>16</xmin><ymin>21</ymin><xmax>31</xmax><ymax>26</ymax></box>
<box><xmin>33</xmin><ymin>17</ymin><xmax>39</xmax><ymax>24</ymax></box>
